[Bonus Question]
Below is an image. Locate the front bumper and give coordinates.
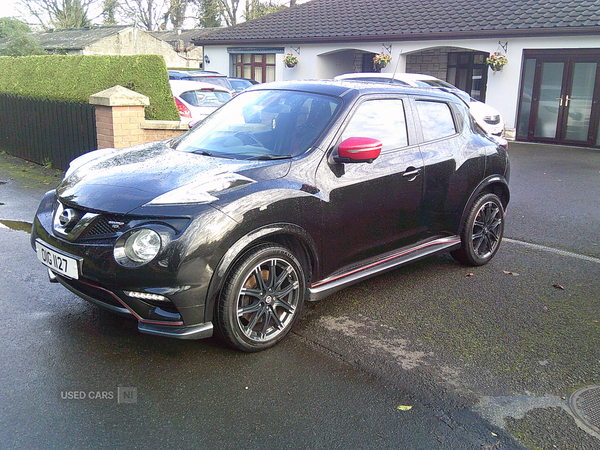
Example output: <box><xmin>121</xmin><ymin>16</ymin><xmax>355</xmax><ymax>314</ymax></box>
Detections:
<box><xmin>138</xmin><ymin>322</ymin><xmax>213</xmax><ymax>340</ymax></box>
<box><xmin>48</xmin><ymin>268</ymin><xmax>214</xmax><ymax>340</ymax></box>
<box><xmin>32</xmin><ymin>191</ymin><xmax>217</xmax><ymax>339</ymax></box>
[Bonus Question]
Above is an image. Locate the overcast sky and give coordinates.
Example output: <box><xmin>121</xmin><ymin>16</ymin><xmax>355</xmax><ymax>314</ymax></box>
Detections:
<box><xmin>5</xmin><ymin>0</ymin><xmax>20</xmax><ymax>19</ymax></box>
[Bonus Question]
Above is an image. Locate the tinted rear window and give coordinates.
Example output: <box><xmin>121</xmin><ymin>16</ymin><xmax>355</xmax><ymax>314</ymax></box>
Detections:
<box><xmin>180</xmin><ymin>90</ymin><xmax>231</xmax><ymax>107</ymax></box>
<box><xmin>415</xmin><ymin>101</ymin><xmax>457</xmax><ymax>142</ymax></box>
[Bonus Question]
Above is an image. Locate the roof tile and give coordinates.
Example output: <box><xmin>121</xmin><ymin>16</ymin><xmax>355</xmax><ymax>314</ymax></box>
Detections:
<box><xmin>193</xmin><ymin>0</ymin><xmax>600</xmax><ymax>44</ymax></box>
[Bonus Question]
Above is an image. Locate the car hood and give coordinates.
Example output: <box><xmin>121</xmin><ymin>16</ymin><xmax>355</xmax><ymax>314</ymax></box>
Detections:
<box><xmin>56</xmin><ymin>141</ymin><xmax>290</xmax><ymax>214</ymax></box>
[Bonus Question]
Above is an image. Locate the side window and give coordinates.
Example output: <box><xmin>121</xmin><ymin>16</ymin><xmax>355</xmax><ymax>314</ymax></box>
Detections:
<box><xmin>415</xmin><ymin>100</ymin><xmax>457</xmax><ymax>142</ymax></box>
<box><xmin>341</xmin><ymin>99</ymin><xmax>408</xmax><ymax>151</ymax></box>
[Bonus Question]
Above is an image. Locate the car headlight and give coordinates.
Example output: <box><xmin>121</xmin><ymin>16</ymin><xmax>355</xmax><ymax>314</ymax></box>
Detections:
<box><xmin>483</xmin><ymin>115</ymin><xmax>501</xmax><ymax>125</ymax></box>
<box><xmin>114</xmin><ymin>229</ymin><xmax>161</xmax><ymax>266</ymax></box>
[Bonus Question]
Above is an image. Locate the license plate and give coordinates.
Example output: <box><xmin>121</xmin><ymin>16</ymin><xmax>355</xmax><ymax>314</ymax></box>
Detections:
<box><xmin>36</xmin><ymin>240</ymin><xmax>80</xmax><ymax>280</ymax></box>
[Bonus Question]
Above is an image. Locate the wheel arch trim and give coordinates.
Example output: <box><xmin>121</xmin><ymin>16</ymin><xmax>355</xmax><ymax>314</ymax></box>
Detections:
<box><xmin>457</xmin><ymin>175</ymin><xmax>510</xmax><ymax>235</ymax></box>
<box><xmin>203</xmin><ymin>223</ymin><xmax>319</xmax><ymax>323</ymax></box>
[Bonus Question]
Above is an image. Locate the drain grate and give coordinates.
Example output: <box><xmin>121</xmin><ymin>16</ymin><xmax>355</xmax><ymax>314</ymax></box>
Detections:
<box><xmin>570</xmin><ymin>385</ymin><xmax>600</xmax><ymax>434</ymax></box>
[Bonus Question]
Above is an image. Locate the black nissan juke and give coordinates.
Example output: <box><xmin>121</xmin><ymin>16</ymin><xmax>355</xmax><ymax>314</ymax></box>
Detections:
<box><xmin>32</xmin><ymin>80</ymin><xmax>510</xmax><ymax>352</ymax></box>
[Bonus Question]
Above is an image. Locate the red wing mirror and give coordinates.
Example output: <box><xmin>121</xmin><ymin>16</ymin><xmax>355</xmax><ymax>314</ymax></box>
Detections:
<box><xmin>335</xmin><ymin>137</ymin><xmax>382</xmax><ymax>164</ymax></box>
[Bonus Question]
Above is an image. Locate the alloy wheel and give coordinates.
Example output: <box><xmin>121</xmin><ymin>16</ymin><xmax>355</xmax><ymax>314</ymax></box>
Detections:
<box><xmin>471</xmin><ymin>200</ymin><xmax>503</xmax><ymax>259</ymax></box>
<box><xmin>235</xmin><ymin>257</ymin><xmax>300</xmax><ymax>343</ymax></box>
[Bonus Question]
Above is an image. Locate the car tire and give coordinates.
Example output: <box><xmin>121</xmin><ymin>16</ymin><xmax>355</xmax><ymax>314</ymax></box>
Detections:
<box><xmin>452</xmin><ymin>193</ymin><xmax>505</xmax><ymax>266</ymax></box>
<box><xmin>217</xmin><ymin>244</ymin><xmax>306</xmax><ymax>352</ymax></box>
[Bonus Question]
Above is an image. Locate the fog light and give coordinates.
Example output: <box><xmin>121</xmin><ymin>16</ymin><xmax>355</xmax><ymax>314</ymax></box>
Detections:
<box><xmin>124</xmin><ymin>291</ymin><xmax>169</xmax><ymax>302</ymax></box>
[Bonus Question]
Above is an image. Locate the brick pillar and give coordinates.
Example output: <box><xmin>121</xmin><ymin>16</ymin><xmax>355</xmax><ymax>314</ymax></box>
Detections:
<box><xmin>89</xmin><ymin>86</ymin><xmax>150</xmax><ymax>149</ymax></box>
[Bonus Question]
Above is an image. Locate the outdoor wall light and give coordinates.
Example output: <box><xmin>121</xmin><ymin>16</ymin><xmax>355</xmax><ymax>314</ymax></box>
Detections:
<box><xmin>204</xmin><ymin>55</ymin><xmax>210</xmax><ymax>65</ymax></box>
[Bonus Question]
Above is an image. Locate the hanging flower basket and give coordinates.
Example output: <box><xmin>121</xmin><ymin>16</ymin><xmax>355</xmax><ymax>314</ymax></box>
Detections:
<box><xmin>283</xmin><ymin>53</ymin><xmax>298</xmax><ymax>68</ymax></box>
<box><xmin>373</xmin><ymin>52</ymin><xmax>392</xmax><ymax>71</ymax></box>
<box><xmin>486</xmin><ymin>51</ymin><xmax>508</xmax><ymax>73</ymax></box>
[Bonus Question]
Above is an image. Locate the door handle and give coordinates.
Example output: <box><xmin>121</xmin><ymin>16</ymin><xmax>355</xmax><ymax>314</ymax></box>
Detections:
<box><xmin>402</xmin><ymin>167</ymin><xmax>421</xmax><ymax>181</ymax></box>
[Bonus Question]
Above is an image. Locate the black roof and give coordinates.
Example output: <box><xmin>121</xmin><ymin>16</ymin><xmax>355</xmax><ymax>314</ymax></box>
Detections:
<box><xmin>193</xmin><ymin>0</ymin><xmax>600</xmax><ymax>45</ymax></box>
<box><xmin>246</xmin><ymin>79</ymin><xmax>464</xmax><ymax>103</ymax></box>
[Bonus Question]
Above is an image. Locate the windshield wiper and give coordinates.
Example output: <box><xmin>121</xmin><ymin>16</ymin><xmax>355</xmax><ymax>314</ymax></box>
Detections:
<box><xmin>249</xmin><ymin>154</ymin><xmax>292</xmax><ymax>160</ymax></box>
<box><xmin>192</xmin><ymin>149</ymin><xmax>232</xmax><ymax>159</ymax></box>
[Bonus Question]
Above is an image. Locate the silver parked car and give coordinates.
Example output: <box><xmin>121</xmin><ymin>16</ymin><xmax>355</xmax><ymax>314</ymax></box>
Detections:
<box><xmin>169</xmin><ymin>79</ymin><xmax>232</xmax><ymax>124</ymax></box>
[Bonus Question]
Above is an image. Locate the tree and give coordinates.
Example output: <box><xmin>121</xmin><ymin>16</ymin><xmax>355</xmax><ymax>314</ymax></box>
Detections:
<box><xmin>0</xmin><ymin>17</ymin><xmax>32</xmax><ymax>38</ymax></box>
<box><xmin>0</xmin><ymin>34</ymin><xmax>45</xmax><ymax>56</ymax></box>
<box><xmin>192</xmin><ymin>0</ymin><xmax>239</xmax><ymax>28</ymax></box>
<box><xmin>0</xmin><ymin>17</ymin><xmax>44</xmax><ymax>57</ymax></box>
<box><xmin>101</xmin><ymin>0</ymin><xmax>119</xmax><ymax>25</ymax></box>
<box><xmin>119</xmin><ymin>0</ymin><xmax>167</xmax><ymax>30</ymax></box>
<box><xmin>18</xmin><ymin>0</ymin><xmax>96</xmax><ymax>29</ymax></box>
<box><xmin>194</xmin><ymin>0</ymin><xmax>220</xmax><ymax>27</ymax></box>
<box><xmin>244</xmin><ymin>0</ymin><xmax>284</xmax><ymax>21</ymax></box>
<box><xmin>54</xmin><ymin>0</ymin><xmax>92</xmax><ymax>27</ymax></box>
<box><xmin>162</xmin><ymin>0</ymin><xmax>190</xmax><ymax>29</ymax></box>
<box><xmin>216</xmin><ymin>0</ymin><xmax>240</xmax><ymax>27</ymax></box>
<box><xmin>195</xmin><ymin>0</ymin><xmax>221</xmax><ymax>28</ymax></box>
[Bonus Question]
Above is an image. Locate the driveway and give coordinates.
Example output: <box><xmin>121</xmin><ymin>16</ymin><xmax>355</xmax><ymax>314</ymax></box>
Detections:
<box><xmin>0</xmin><ymin>142</ymin><xmax>599</xmax><ymax>449</ymax></box>
<box><xmin>505</xmin><ymin>142</ymin><xmax>600</xmax><ymax>259</ymax></box>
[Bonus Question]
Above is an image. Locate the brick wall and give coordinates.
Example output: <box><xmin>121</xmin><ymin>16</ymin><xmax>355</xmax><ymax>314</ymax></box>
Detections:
<box><xmin>406</xmin><ymin>47</ymin><xmax>474</xmax><ymax>79</ymax></box>
<box><xmin>90</xmin><ymin>86</ymin><xmax>187</xmax><ymax>149</ymax></box>
<box><xmin>95</xmin><ymin>105</ymin><xmax>147</xmax><ymax>149</ymax></box>
<box><xmin>141</xmin><ymin>121</ymin><xmax>188</xmax><ymax>143</ymax></box>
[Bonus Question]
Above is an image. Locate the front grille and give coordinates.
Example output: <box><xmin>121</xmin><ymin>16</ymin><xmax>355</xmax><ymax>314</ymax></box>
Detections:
<box><xmin>81</xmin><ymin>216</ymin><xmax>129</xmax><ymax>238</ymax></box>
<box><xmin>86</xmin><ymin>217</ymin><xmax>115</xmax><ymax>236</ymax></box>
<box><xmin>53</xmin><ymin>201</ymin><xmax>99</xmax><ymax>241</ymax></box>
<box><xmin>62</xmin><ymin>207</ymin><xmax>86</xmax><ymax>234</ymax></box>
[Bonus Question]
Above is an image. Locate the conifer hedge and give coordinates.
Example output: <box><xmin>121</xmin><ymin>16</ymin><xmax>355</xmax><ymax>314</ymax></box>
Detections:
<box><xmin>0</xmin><ymin>54</ymin><xmax>179</xmax><ymax>120</ymax></box>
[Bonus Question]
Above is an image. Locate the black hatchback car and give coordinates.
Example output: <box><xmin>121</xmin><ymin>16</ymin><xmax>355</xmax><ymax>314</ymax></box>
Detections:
<box><xmin>32</xmin><ymin>81</ymin><xmax>509</xmax><ymax>351</ymax></box>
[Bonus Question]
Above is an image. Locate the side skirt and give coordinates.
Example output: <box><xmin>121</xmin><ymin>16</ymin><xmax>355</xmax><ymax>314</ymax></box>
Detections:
<box><xmin>308</xmin><ymin>236</ymin><xmax>461</xmax><ymax>301</ymax></box>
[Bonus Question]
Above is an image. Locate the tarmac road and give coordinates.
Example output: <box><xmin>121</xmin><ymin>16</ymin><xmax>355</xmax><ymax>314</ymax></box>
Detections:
<box><xmin>0</xmin><ymin>141</ymin><xmax>598</xmax><ymax>449</ymax></box>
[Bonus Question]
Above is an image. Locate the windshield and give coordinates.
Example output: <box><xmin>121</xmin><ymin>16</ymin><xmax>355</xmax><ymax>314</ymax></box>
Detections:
<box><xmin>173</xmin><ymin>89</ymin><xmax>342</xmax><ymax>160</ymax></box>
<box><xmin>343</xmin><ymin>76</ymin><xmax>409</xmax><ymax>86</ymax></box>
<box><xmin>413</xmin><ymin>79</ymin><xmax>456</xmax><ymax>89</ymax></box>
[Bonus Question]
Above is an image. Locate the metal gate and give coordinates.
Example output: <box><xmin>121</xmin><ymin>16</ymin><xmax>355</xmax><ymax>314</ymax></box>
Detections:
<box><xmin>0</xmin><ymin>94</ymin><xmax>97</xmax><ymax>170</ymax></box>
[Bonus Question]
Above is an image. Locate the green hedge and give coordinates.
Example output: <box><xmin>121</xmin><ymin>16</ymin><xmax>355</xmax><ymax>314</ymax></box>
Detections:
<box><xmin>0</xmin><ymin>54</ymin><xmax>180</xmax><ymax>121</ymax></box>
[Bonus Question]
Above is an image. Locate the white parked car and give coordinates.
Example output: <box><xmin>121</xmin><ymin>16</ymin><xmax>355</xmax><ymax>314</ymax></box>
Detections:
<box><xmin>169</xmin><ymin>80</ymin><xmax>232</xmax><ymax>123</ymax></box>
<box><xmin>334</xmin><ymin>72</ymin><xmax>504</xmax><ymax>136</ymax></box>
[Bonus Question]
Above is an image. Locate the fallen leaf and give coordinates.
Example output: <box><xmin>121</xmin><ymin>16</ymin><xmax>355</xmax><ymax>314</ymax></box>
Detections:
<box><xmin>502</xmin><ymin>270</ymin><xmax>519</xmax><ymax>276</ymax></box>
<box><xmin>552</xmin><ymin>284</ymin><xmax>565</xmax><ymax>290</ymax></box>
<box><xmin>397</xmin><ymin>405</ymin><xmax>413</xmax><ymax>411</ymax></box>
<box><xmin>491</xmin><ymin>432</ymin><xmax>498</xmax><ymax>437</ymax></box>
<box><xmin>465</xmin><ymin>273</ymin><xmax>474</xmax><ymax>277</ymax></box>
